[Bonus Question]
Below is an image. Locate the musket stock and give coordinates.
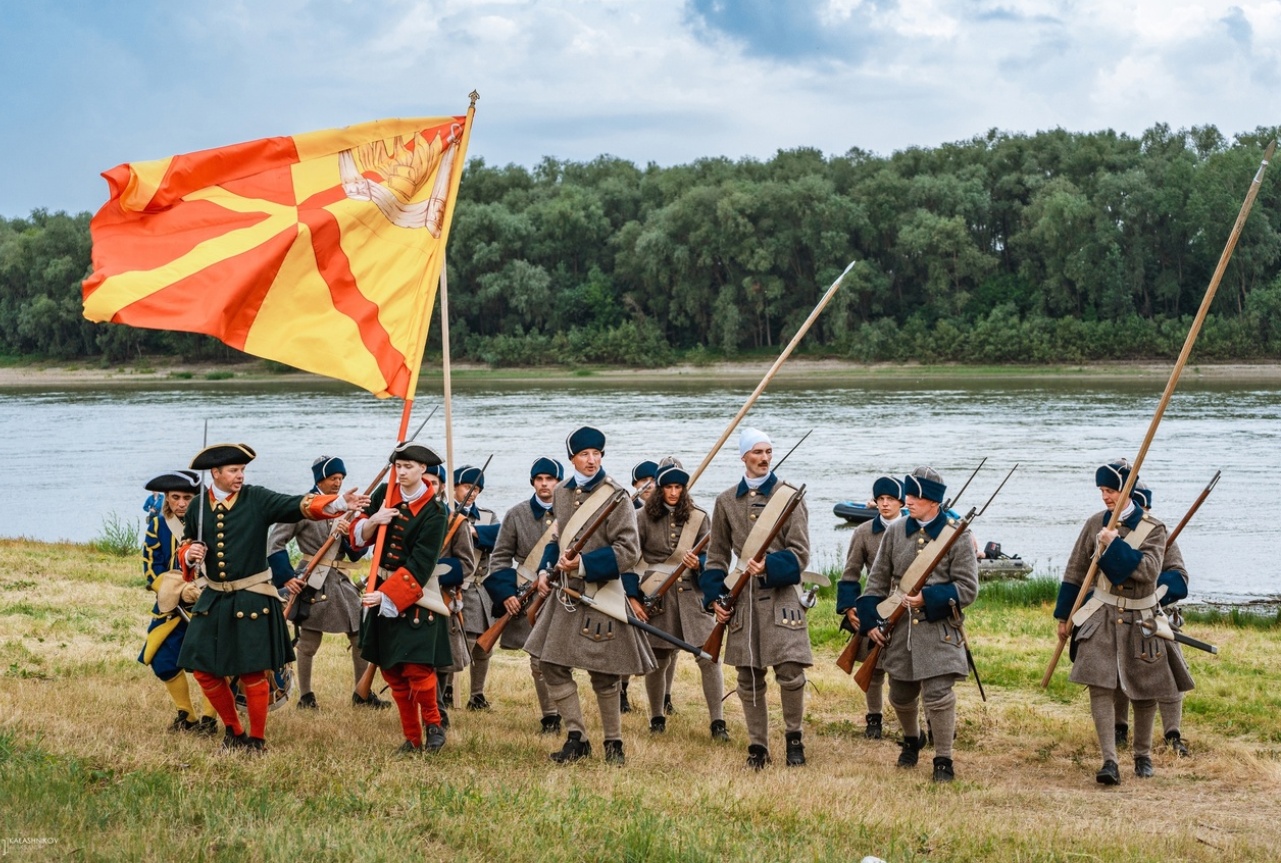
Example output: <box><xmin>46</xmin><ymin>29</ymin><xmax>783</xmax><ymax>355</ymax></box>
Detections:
<box><xmin>641</xmin><ymin>533</ymin><xmax>712</xmax><ymax>615</ymax></box>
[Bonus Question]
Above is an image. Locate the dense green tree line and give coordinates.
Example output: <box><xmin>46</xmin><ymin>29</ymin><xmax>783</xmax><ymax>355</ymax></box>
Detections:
<box><xmin>4</xmin><ymin>123</ymin><xmax>1281</xmax><ymax>367</ymax></box>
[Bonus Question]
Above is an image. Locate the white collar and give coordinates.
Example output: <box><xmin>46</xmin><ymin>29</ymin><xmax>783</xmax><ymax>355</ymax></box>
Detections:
<box><xmin>743</xmin><ymin>473</ymin><xmax>768</xmax><ymax>490</ymax></box>
<box><xmin>210</xmin><ymin>483</ymin><xmax>234</xmax><ymax>501</ymax></box>
<box><xmin>401</xmin><ymin>481</ymin><xmax>428</xmax><ymax>503</ymax></box>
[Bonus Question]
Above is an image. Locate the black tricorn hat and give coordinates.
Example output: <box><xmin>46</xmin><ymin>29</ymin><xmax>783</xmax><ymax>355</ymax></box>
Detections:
<box><xmin>191</xmin><ymin>443</ymin><xmax>257</xmax><ymax>470</ymax></box>
<box><xmin>390</xmin><ymin>441</ymin><xmax>443</xmax><ymax>467</ymax></box>
<box><xmin>145</xmin><ymin>469</ymin><xmax>201</xmax><ymax>493</ymax></box>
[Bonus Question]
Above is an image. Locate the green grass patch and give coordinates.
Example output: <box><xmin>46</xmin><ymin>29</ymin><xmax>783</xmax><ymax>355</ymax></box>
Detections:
<box><xmin>167</xmin><ymin>370</ymin><xmax>193</xmax><ymax>379</ymax></box>
<box><xmin>203</xmin><ymin>370</ymin><xmax>234</xmax><ymax>380</ymax></box>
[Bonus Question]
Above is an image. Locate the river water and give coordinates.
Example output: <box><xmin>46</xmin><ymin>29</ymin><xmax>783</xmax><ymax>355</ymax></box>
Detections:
<box><xmin>1</xmin><ymin>375</ymin><xmax>1276</xmax><ymax>601</ymax></box>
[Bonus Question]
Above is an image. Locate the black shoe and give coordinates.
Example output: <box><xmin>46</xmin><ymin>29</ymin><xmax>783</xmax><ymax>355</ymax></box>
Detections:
<box><xmin>746</xmin><ymin>744</ymin><xmax>771</xmax><ymax>771</ymax></box>
<box><xmin>1096</xmin><ymin>759</ymin><xmax>1121</xmax><ymax>785</ymax></box>
<box><xmin>932</xmin><ymin>756</ymin><xmax>955</xmax><ymax>782</ymax></box>
<box><xmin>221</xmin><ymin>729</ymin><xmax>249</xmax><ymax>751</ymax></box>
<box><xmin>169</xmin><ymin>709</ymin><xmax>196</xmax><ymax>732</ymax></box>
<box><xmin>352</xmin><ymin>690</ymin><xmax>391</xmax><ymax>710</ymax></box>
<box><xmin>297</xmin><ymin>692</ymin><xmax>318</xmax><ymax>710</ymax></box>
<box><xmin>442</xmin><ymin>684</ymin><xmax>454</xmax><ymax>704</ymax></box>
<box><xmin>710</xmin><ymin>719</ymin><xmax>730</xmax><ymax>742</ymax></box>
<box><xmin>540</xmin><ymin>714</ymin><xmax>562</xmax><ymax>735</ymax></box>
<box><xmin>864</xmin><ymin>713</ymin><xmax>883</xmax><ymax>740</ymax></box>
<box><xmin>1134</xmin><ymin>756</ymin><xmax>1154</xmax><ymax>778</ymax></box>
<box><xmin>663</xmin><ymin>694</ymin><xmax>676</xmax><ymax>716</ymax></box>
<box><xmin>438</xmin><ymin>708</ymin><xmax>450</xmax><ymax>730</ymax></box>
<box><xmin>424</xmin><ymin>724</ymin><xmax>446</xmax><ymax>752</ymax></box>
<box><xmin>549</xmin><ymin>732</ymin><xmax>592</xmax><ymax>764</ymax></box>
<box><xmin>243</xmin><ymin>737</ymin><xmax>267</xmax><ymax>755</ymax></box>
<box><xmin>396</xmin><ymin>740</ymin><xmax>421</xmax><ymax>755</ymax></box>
<box><xmin>1165</xmin><ymin>730</ymin><xmax>1190</xmax><ymax>757</ymax></box>
<box><xmin>785</xmin><ymin>732</ymin><xmax>806</xmax><ymax>767</ymax></box>
<box><xmin>619</xmin><ymin>682</ymin><xmax>632</xmax><ymax>714</ymax></box>
<box><xmin>465</xmin><ymin>693</ymin><xmax>491</xmax><ymax>711</ymax></box>
<box><xmin>603</xmin><ymin>739</ymin><xmax>625</xmax><ymax>765</ymax></box>
<box><xmin>196</xmin><ymin>715</ymin><xmax>219</xmax><ymax>736</ymax></box>
<box><xmin>649</xmin><ymin>716</ymin><xmax>666</xmax><ymax>734</ymax></box>
<box><xmin>897</xmin><ymin>734</ymin><xmax>923</xmax><ymax>768</ymax></box>
<box><xmin>1115</xmin><ymin>723</ymin><xmax>1129</xmax><ymax>749</ymax></box>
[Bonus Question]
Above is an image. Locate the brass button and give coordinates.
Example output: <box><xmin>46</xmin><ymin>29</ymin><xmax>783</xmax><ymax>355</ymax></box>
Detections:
<box><xmin>236</xmin><ymin>611</ymin><xmax>244</xmax><ymax>619</ymax></box>
<box><xmin>912</xmin><ymin>619</ymin><xmax>918</xmax><ymax>625</ymax></box>
<box><xmin>574</xmin><ymin>501</ymin><xmax>581</xmax><ymax>507</ymax></box>
<box><xmin>262</xmin><ymin>607</ymin><xmax>269</xmax><ymax>614</ymax></box>
<box><xmin>250</xmin><ymin>612</ymin><xmax>258</xmax><ymax>620</ymax></box>
<box><xmin>218</xmin><ymin>562</ymin><xmax>226</xmax><ymax>569</ymax></box>
<box><xmin>217</xmin><ymin>552</ymin><xmax>224</xmax><ymax>558</ymax></box>
<box><xmin>216</xmin><ymin>533</ymin><xmax>224</xmax><ymax>539</ymax></box>
<box><xmin>320</xmin><ymin>594</ymin><xmax>327</xmax><ymax>600</ymax></box>
<box><xmin>749</xmin><ymin>491</ymin><xmax>756</xmax><ymax>497</ymax></box>
<box><xmin>216</xmin><ymin>542</ymin><xmax>224</xmax><ymax>549</ymax></box>
<box><xmin>749</xmin><ymin>514</ymin><xmax>757</xmax><ymax>520</ymax></box>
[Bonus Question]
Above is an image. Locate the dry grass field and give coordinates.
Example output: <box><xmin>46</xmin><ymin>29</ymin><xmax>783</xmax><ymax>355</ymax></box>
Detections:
<box><xmin>2</xmin><ymin>538</ymin><xmax>1279</xmax><ymax>862</ymax></box>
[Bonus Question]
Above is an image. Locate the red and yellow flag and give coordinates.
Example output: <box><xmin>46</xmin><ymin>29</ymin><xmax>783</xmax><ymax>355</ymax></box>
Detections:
<box><xmin>82</xmin><ymin>113</ymin><xmax>473</xmax><ymax>398</ymax></box>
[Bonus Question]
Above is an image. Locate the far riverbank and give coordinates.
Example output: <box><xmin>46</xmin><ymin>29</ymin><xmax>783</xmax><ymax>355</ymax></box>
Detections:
<box><xmin>5</xmin><ymin>357</ymin><xmax>1281</xmax><ymax>390</ymax></box>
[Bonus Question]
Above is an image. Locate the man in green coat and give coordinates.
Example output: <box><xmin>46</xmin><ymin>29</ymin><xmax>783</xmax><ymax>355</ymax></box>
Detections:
<box><xmin>352</xmin><ymin>442</ymin><xmax>453</xmax><ymax>753</ymax></box>
<box><xmin>178</xmin><ymin>444</ymin><xmax>367</xmax><ymax>753</ymax></box>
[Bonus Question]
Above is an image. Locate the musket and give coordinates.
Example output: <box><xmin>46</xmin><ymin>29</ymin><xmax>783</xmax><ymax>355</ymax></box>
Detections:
<box><xmin>283</xmin><ymin>406</ymin><xmax>438</xmax><ymax>621</ymax></box>
<box><xmin>702</xmin><ymin>485</ymin><xmax>807</xmax><ymax>660</ymax></box>
<box><xmin>774</xmin><ymin>429</ymin><xmax>812</xmax><ymax>472</ymax></box>
<box><xmin>854</xmin><ymin>466</ymin><xmax>1016</xmax><ymax>693</ymax></box>
<box><xmin>474</xmin><ymin>577</ymin><xmax>540</xmax><ymax>654</ymax></box>
<box><xmin>439</xmin><ymin>453</ymin><xmax>495</xmax><ymax>628</ymax></box>
<box><xmin>838</xmin><ymin>458</ymin><xmax>986</xmax><ymax>675</ymax></box>
<box><xmin>558</xmin><ymin>585</ymin><xmax>714</xmax><ymax>661</ymax></box>
<box><xmin>524</xmin><ymin>488</ymin><xmax>630</xmax><ymax>625</ymax></box>
<box><xmin>1043</xmin><ymin>141</ymin><xmax>1274</xmax><ymax>687</ymax></box>
<box><xmin>1165</xmin><ymin>470</ymin><xmax>1221</xmax><ymax>551</ymax></box>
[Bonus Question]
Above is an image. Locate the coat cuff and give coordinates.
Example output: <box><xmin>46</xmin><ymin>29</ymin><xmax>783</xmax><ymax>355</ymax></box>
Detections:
<box><xmin>580</xmin><ymin>546</ymin><xmax>620</xmax><ymax>583</ymax></box>
<box><xmin>921</xmin><ymin>583</ymin><xmax>959</xmax><ymax>622</ymax></box>
<box><xmin>473</xmin><ymin>523</ymin><xmax>500</xmax><ymax>551</ymax></box>
<box><xmin>267</xmin><ymin>550</ymin><xmax>294</xmax><ymax>588</ymax></box>
<box><xmin>381</xmin><ymin>567</ymin><xmax>424</xmax><ymax>612</ymax></box>
<box><xmin>1054</xmin><ymin>581</ymin><xmax>1082</xmax><ymax>620</ymax></box>
<box><xmin>835</xmin><ymin>580</ymin><xmax>862</xmax><ymax>614</ymax></box>
<box><xmin>437</xmin><ymin>557</ymin><xmax>465</xmax><ymax>588</ymax></box>
<box><xmin>622</xmin><ymin>572</ymin><xmax>643</xmax><ymax>600</ymax></box>
<box><xmin>1099</xmin><ymin>540</ymin><xmax>1142</xmax><ymax>585</ymax></box>
<box><xmin>302</xmin><ymin>493</ymin><xmax>341</xmax><ymax>520</ymax></box>
<box><xmin>854</xmin><ymin>595</ymin><xmax>884</xmax><ymax>635</ymax></box>
<box><xmin>484</xmin><ymin>567</ymin><xmax>518</xmax><ymax>605</ymax></box>
<box><xmin>348</xmin><ymin>517</ymin><xmax>373</xmax><ymax>551</ymax></box>
<box><xmin>1157</xmin><ymin>570</ymin><xmax>1188</xmax><ymax>606</ymax></box>
<box><xmin>759</xmin><ymin>549</ymin><xmax>801</xmax><ymax>588</ymax></box>
<box><xmin>538</xmin><ymin>541</ymin><xmax>560</xmax><ymax>574</ymax></box>
<box><xmin>699</xmin><ymin>568</ymin><xmax>728</xmax><ymax>610</ymax></box>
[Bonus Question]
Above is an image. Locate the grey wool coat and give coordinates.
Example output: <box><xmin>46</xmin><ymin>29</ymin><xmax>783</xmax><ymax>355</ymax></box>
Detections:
<box><xmin>1058</xmin><ymin>509</ymin><xmax>1191</xmax><ymax>699</ymax></box>
<box><xmin>837</xmin><ymin>516</ymin><xmax>891</xmax><ymax>662</ymax></box>
<box><xmin>524</xmin><ymin>471</ymin><xmax>657</xmax><ymax>676</ymax></box>
<box><xmin>700</xmin><ymin>475</ymin><xmax>813</xmax><ymax>669</ymax></box>
<box><xmin>437</xmin><ymin>522</ymin><xmax>475</xmax><ymax>674</ymax></box>
<box><xmin>485</xmin><ymin>498</ymin><xmax>558</xmax><ymax>650</ymax></box>
<box><xmin>460</xmin><ymin>506</ymin><xmax>498</xmax><ymax>637</ymax></box>
<box><xmin>863</xmin><ymin>513</ymin><xmax>978</xmax><ymax>682</ymax></box>
<box><xmin>635</xmin><ymin>503</ymin><xmax>713</xmax><ymax>651</ymax></box>
<box><xmin>268</xmin><ymin>518</ymin><xmax>364</xmax><ymax>634</ymax></box>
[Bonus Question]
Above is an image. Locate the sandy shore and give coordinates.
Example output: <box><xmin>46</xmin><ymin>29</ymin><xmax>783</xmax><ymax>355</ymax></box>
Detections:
<box><xmin>3</xmin><ymin>357</ymin><xmax>1281</xmax><ymax>388</ymax></box>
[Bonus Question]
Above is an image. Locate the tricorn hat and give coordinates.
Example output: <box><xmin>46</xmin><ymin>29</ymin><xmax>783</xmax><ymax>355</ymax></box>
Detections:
<box><xmin>391</xmin><ymin>441</ymin><xmax>443</xmax><ymax>467</ymax></box>
<box><xmin>191</xmin><ymin>443</ymin><xmax>256</xmax><ymax>471</ymax></box>
<box><xmin>872</xmin><ymin>475</ymin><xmax>904</xmax><ymax>503</ymax></box>
<box><xmin>145</xmin><ymin>469</ymin><xmax>201</xmax><ymax>494</ymax></box>
<box><xmin>631</xmin><ymin>460</ymin><xmax>658</xmax><ymax>484</ymax></box>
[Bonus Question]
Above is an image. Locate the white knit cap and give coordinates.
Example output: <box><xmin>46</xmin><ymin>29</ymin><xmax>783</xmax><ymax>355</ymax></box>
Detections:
<box><xmin>738</xmin><ymin>427</ymin><xmax>772</xmax><ymax>457</ymax></box>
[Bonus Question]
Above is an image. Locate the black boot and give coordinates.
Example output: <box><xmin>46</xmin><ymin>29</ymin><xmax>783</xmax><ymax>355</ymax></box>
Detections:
<box><xmin>619</xmin><ymin>681</ymin><xmax>632</xmax><ymax>714</ymax></box>
<box><xmin>438</xmin><ymin>708</ymin><xmax>450</xmax><ymax>730</ymax></box>
<box><xmin>243</xmin><ymin>737</ymin><xmax>267</xmax><ymax>755</ymax></box>
<box><xmin>649</xmin><ymin>716</ymin><xmax>666</xmax><ymax>734</ymax></box>
<box><xmin>396</xmin><ymin>740</ymin><xmax>421</xmax><ymax>755</ymax></box>
<box><xmin>1114</xmin><ymin>722</ymin><xmax>1129</xmax><ymax>749</ymax></box>
<box><xmin>442</xmin><ymin>683</ymin><xmax>454</xmax><ymax>704</ymax></box>
<box><xmin>540</xmin><ymin>714</ymin><xmax>562</xmax><ymax>735</ymax></box>
<box><xmin>663</xmin><ymin>694</ymin><xmax>676</xmax><ymax>716</ymax></box>
<box><xmin>1134</xmin><ymin>756</ymin><xmax>1154</xmax><ymax>778</ymax></box>
<box><xmin>603</xmin><ymin>739</ymin><xmax>626</xmax><ymax>765</ymax></box>
<box><xmin>1096</xmin><ymin>759</ymin><xmax>1121</xmax><ymax>785</ymax></box>
<box><xmin>352</xmin><ymin>690</ymin><xmax>391</xmax><ymax>710</ymax></box>
<box><xmin>549</xmin><ymin>731</ymin><xmax>592</xmax><ymax>764</ymax></box>
<box><xmin>221</xmin><ymin>728</ymin><xmax>249</xmax><ymax>751</ymax></box>
<box><xmin>931</xmin><ymin>756</ymin><xmax>955</xmax><ymax>782</ymax></box>
<box><xmin>1165</xmin><ymin>729</ymin><xmax>1190</xmax><ymax>757</ymax></box>
<box><xmin>466</xmin><ymin>693</ymin><xmax>491</xmax><ymax>711</ymax></box>
<box><xmin>425</xmin><ymin>724</ymin><xmax>446</xmax><ymax>753</ymax></box>
<box><xmin>785</xmin><ymin>731</ymin><xmax>806</xmax><ymax>767</ymax></box>
<box><xmin>745</xmin><ymin>744</ymin><xmax>771</xmax><ymax>771</ymax></box>
<box><xmin>297</xmin><ymin>692</ymin><xmax>318</xmax><ymax>710</ymax></box>
<box><xmin>196</xmin><ymin>715</ymin><xmax>219</xmax><ymax>736</ymax></box>
<box><xmin>864</xmin><ymin>713</ymin><xmax>883</xmax><ymax>740</ymax></box>
<box><xmin>710</xmin><ymin>719</ymin><xmax>730</xmax><ymax>742</ymax></box>
<box><xmin>897</xmin><ymin>733</ymin><xmax>923</xmax><ymax>768</ymax></box>
<box><xmin>169</xmin><ymin>710</ymin><xmax>196</xmax><ymax>732</ymax></box>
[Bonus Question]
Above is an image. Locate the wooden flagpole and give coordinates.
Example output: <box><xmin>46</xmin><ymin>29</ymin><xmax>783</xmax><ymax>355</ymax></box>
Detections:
<box><xmin>1042</xmin><ymin>139</ymin><xmax>1275</xmax><ymax>687</ymax></box>
<box><xmin>686</xmin><ymin>260</ymin><xmax>856</xmax><ymax>491</ymax></box>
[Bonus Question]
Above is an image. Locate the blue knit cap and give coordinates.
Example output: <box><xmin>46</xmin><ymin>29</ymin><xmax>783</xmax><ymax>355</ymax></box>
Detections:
<box><xmin>311</xmin><ymin>456</ymin><xmax>347</xmax><ymax>485</ymax></box>
<box><xmin>530</xmin><ymin>457</ymin><xmax>564</xmax><ymax>483</ymax></box>
<box><xmin>566</xmin><ymin>426</ymin><xmax>606</xmax><ymax>457</ymax></box>
<box><xmin>631</xmin><ymin>460</ymin><xmax>658</xmax><ymax>484</ymax></box>
<box><xmin>903</xmin><ymin>467</ymin><xmax>946</xmax><ymax>503</ymax></box>
<box><xmin>453</xmin><ymin>465</ymin><xmax>485</xmax><ymax>490</ymax></box>
<box><xmin>1095</xmin><ymin>460</ymin><xmax>1131</xmax><ymax>492</ymax></box>
<box><xmin>872</xmin><ymin>475</ymin><xmax>904</xmax><ymax>502</ymax></box>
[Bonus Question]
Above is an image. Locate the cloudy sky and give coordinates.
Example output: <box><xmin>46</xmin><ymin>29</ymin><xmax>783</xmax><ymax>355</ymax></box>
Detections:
<box><xmin>2</xmin><ymin>0</ymin><xmax>1279</xmax><ymax>217</ymax></box>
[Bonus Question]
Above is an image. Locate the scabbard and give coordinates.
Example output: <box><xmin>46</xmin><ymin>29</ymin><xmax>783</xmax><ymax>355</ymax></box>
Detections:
<box><xmin>1173</xmin><ymin>630</ymin><xmax>1218</xmax><ymax>654</ymax></box>
<box><xmin>624</xmin><ymin>613</ymin><xmax>714</xmax><ymax>662</ymax></box>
